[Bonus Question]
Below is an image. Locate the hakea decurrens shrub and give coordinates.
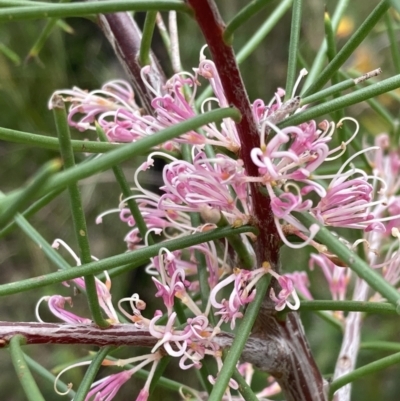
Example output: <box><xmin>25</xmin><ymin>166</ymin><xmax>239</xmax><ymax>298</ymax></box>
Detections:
<box><xmin>45</xmin><ymin>50</ymin><xmax>400</xmax><ymax>401</ymax></box>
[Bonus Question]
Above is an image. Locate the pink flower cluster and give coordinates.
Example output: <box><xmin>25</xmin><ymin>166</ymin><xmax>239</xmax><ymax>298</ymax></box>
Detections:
<box><xmin>51</xmin><ymin>51</ymin><xmax>240</xmax><ymax>153</ymax></box>
<box><xmin>287</xmin><ymin>132</ymin><xmax>400</xmax><ymax>318</ymax></box>
<box><xmin>53</xmin><ymin>49</ymin><xmax>391</xmax><ymax>249</ymax></box>
<box><xmin>42</xmin><ymin>242</ymin><xmax>276</xmax><ymax>400</ymax></box>
<box><xmin>47</xmin><ymin>51</ymin><xmax>400</xmax><ymax>401</ymax></box>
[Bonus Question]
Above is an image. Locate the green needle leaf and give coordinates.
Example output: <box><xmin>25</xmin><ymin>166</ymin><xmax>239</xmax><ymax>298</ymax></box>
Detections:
<box><xmin>139</xmin><ymin>11</ymin><xmax>157</xmax><ymax>66</ymax></box>
<box><xmin>389</xmin><ymin>0</ymin><xmax>400</xmax><ymax>13</ymax></box>
<box><xmin>9</xmin><ymin>335</ymin><xmax>45</xmax><ymax>401</ymax></box>
<box><xmin>361</xmin><ymin>341</ymin><xmax>400</xmax><ymax>352</ymax></box>
<box><xmin>303</xmin><ymin>0</ymin><xmax>390</xmax><ymax>97</ymax></box>
<box><xmin>73</xmin><ymin>347</ymin><xmax>113</xmax><ymax>401</ymax></box>
<box><xmin>26</xmin><ymin>0</ymin><xmax>71</xmax><ymax>62</ymax></box>
<box><xmin>329</xmin><ymin>351</ymin><xmax>400</xmax><ymax>399</ymax></box>
<box><xmin>384</xmin><ymin>11</ymin><xmax>400</xmax><ymax>74</ymax></box>
<box><xmin>15</xmin><ymin>213</ymin><xmax>71</xmax><ymax>270</ymax></box>
<box><xmin>298</xmin><ymin>300</ymin><xmax>398</xmax><ymax>314</ymax></box>
<box><xmin>281</xmin><ymin>74</ymin><xmax>400</xmax><ymax>128</ymax></box>
<box><xmin>0</xmin><ymin>126</ymin><xmax>123</xmax><ymax>152</ymax></box>
<box><xmin>302</xmin><ymin>0</ymin><xmax>349</xmax><ymax>92</ymax></box>
<box><xmin>232</xmin><ymin>368</ymin><xmax>260</xmax><ymax>401</ymax></box>
<box><xmin>301</xmin><ymin>69</ymin><xmax>382</xmax><ymax>106</ymax></box>
<box><xmin>285</xmin><ymin>0</ymin><xmax>302</xmax><ymax>101</ymax></box>
<box><xmin>0</xmin><ymin>225</ymin><xmax>257</xmax><ymax>296</ymax></box>
<box><xmin>24</xmin><ymin>353</ymin><xmax>75</xmax><ymax>399</ymax></box>
<box><xmin>0</xmin><ymin>159</ymin><xmax>61</xmax><ymax>228</ymax></box>
<box><xmin>293</xmin><ymin>210</ymin><xmax>400</xmax><ymax>308</ymax></box>
<box><xmin>0</xmin><ymin>1</ymin><xmax>191</xmax><ymax>22</ymax></box>
<box><xmin>223</xmin><ymin>0</ymin><xmax>273</xmax><ymax>44</ymax></box>
<box><xmin>0</xmin><ymin>188</ymin><xmax>64</xmax><ymax>239</ymax></box>
<box><xmin>3</xmin><ymin>107</ymin><xmax>240</xmax><ymax>209</ymax></box>
<box><xmin>53</xmin><ymin>95</ymin><xmax>109</xmax><ymax>329</ymax></box>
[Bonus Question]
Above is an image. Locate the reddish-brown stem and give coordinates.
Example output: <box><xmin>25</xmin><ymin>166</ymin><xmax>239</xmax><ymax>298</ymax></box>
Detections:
<box><xmin>97</xmin><ymin>12</ymin><xmax>167</xmax><ymax>115</ymax></box>
<box><xmin>185</xmin><ymin>0</ymin><xmax>279</xmax><ymax>267</ymax></box>
<box><xmin>185</xmin><ymin>2</ymin><xmax>327</xmax><ymax>400</ymax></box>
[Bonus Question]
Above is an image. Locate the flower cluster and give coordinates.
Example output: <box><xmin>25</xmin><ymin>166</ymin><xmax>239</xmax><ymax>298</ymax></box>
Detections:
<box><xmin>54</xmin><ymin>48</ymin><xmax>392</xmax><ymax>249</ymax></box>
<box><xmin>47</xmin><ymin>49</ymin><xmax>400</xmax><ymax>401</ymax></box>
<box><xmin>51</xmin><ymin>50</ymin><xmax>240</xmax><ymax>153</ymax></box>
<box><xmin>39</xmin><ymin>240</ymin><xmax>276</xmax><ymax>400</ymax></box>
<box><xmin>288</xmin><ymin>132</ymin><xmax>400</xmax><ymax>318</ymax></box>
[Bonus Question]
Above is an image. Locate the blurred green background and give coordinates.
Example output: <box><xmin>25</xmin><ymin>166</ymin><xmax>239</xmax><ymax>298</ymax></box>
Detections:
<box><xmin>0</xmin><ymin>1</ymin><xmax>399</xmax><ymax>400</ymax></box>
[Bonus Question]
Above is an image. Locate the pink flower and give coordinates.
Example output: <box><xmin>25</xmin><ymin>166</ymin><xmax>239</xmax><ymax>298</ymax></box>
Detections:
<box><xmin>135</xmin><ymin>389</ymin><xmax>149</xmax><ymax>401</ymax></box>
<box><xmin>286</xmin><ymin>271</ymin><xmax>313</xmax><ymax>300</ymax></box>
<box><xmin>152</xmin><ymin>268</ymin><xmax>187</xmax><ymax>312</ymax></box>
<box><xmin>269</xmin><ymin>274</ymin><xmax>300</xmax><ymax>311</ymax></box>
<box><xmin>372</xmin><ymin>134</ymin><xmax>400</xmax><ymax>196</ymax></box>
<box><xmin>194</xmin><ymin>52</ymin><xmax>240</xmax><ymax>151</ymax></box>
<box><xmin>149</xmin><ymin>311</ymin><xmax>191</xmax><ymax>357</ymax></box>
<box><xmin>371</xmin><ymin>228</ymin><xmax>400</xmax><ymax>301</ymax></box>
<box><xmin>67</xmin><ymin>275</ymin><xmax>119</xmax><ymax>323</ymax></box>
<box><xmin>309</xmin><ymin>253</ymin><xmax>350</xmax><ymax>301</ymax></box>
<box><xmin>52</xmin><ymin>54</ymin><xmax>244</xmax><ymax>152</ymax></box>
<box><xmin>207</xmin><ymin>352</ymin><xmax>239</xmax><ymax>390</ymax></box>
<box><xmin>313</xmin><ymin>174</ymin><xmax>385</xmax><ymax>232</ymax></box>
<box><xmin>256</xmin><ymin>380</ymin><xmax>282</xmax><ymax>398</ymax></box>
<box><xmin>179</xmin><ymin>342</ymin><xmax>205</xmax><ymax>370</ymax></box>
<box><xmin>185</xmin><ymin>315</ymin><xmax>210</xmax><ymax>339</ymax></box>
<box><xmin>250</xmin><ymin>119</ymin><xmax>332</xmax><ymax>184</ymax></box>
<box><xmin>97</xmin><ymin>189</ymin><xmax>192</xmax><ymax>250</ymax></box>
<box><xmin>85</xmin><ymin>370</ymin><xmax>133</xmax><ymax>401</ymax></box>
<box><xmin>159</xmin><ymin>151</ymin><xmax>250</xmax><ymax>225</ymax></box>
<box><xmin>44</xmin><ymin>296</ymin><xmax>92</xmax><ymax>324</ymax></box>
<box><xmin>271</xmin><ymin>191</ymin><xmax>312</xmax><ymax>219</ymax></box>
<box><xmin>385</xmin><ymin>199</ymin><xmax>400</xmax><ymax>235</ymax></box>
<box><xmin>50</xmin><ymin>80</ymin><xmax>140</xmax><ymax>134</ymax></box>
<box><xmin>210</xmin><ymin>267</ymin><xmax>266</xmax><ymax>328</ymax></box>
